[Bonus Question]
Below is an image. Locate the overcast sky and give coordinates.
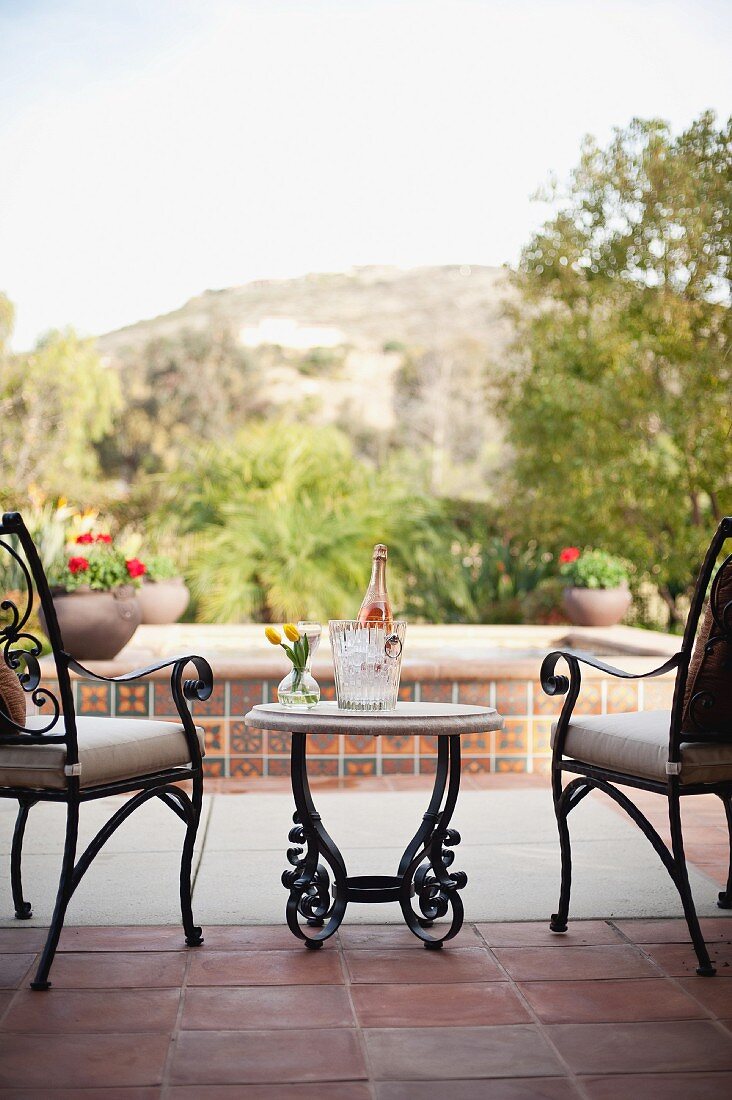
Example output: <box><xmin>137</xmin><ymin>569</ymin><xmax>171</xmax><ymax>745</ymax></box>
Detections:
<box><xmin>1</xmin><ymin>0</ymin><xmax>730</xmax><ymax>349</ymax></box>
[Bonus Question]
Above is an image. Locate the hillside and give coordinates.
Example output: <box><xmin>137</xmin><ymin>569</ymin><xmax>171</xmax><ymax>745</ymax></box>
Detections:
<box><xmin>97</xmin><ymin>265</ymin><xmax>514</xmax><ymax>355</ymax></box>
<box><xmin>97</xmin><ymin>266</ymin><xmax>516</xmax><ymax>498</ymax></box>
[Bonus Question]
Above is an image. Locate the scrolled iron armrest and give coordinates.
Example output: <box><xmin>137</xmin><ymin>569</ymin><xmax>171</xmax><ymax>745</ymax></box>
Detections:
<box><xmin>65</xmin><ymin>654</ymin><xmax>214</xmax><ymax>704</ymax></box>
<box><xmin>540</xmin><ymin>649</ymin><xmax>682</xmax><ymax>697</ymax></box>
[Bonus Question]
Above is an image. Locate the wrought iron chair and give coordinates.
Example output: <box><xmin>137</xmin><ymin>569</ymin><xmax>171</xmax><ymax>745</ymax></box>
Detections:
<box><xmin>0</xmin><ymin>511</ymin><xmax>213</xmax><ymax>989</ymax></box>
<box><xmin>541</xmin><ymin>517</ymin><xmax>732</xmax><ymax>976</ymax></box>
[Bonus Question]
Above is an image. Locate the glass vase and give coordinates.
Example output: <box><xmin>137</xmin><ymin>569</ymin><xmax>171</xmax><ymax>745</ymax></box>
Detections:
<box><xmin>277</xmin><ymin>623</ymin><xmax>322</xmax><ymax>709</ymax></box>
<box><xmin>277</xmin><ymin>666</ymin><xmax>320</xmax><ymax>709</ymax></box>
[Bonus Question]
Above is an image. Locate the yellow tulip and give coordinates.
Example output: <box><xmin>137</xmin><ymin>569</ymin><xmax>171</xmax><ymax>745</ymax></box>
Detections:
<box><xmin>264</xmin><ymin>626</ymin><xmax>282</xmax><ymax>646</ymax></box>
<box><xmin>283</xmin><ymin>623</ymin><xmax>301</xmax><ymax>642</ymax></box>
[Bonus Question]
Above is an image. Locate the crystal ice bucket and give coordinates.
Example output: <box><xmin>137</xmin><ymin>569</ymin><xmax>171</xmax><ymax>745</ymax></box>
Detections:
<box><xmin>329</xmin><ymin>620</ymin><xmax>406</xmax><ymax>711</ymax></box>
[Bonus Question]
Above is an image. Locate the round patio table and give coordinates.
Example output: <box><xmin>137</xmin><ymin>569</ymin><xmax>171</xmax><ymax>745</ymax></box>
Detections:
<box><xmin>244</xmin><ymin>701</ymin><xmax>503</xmax><ymax>949</ymax></box>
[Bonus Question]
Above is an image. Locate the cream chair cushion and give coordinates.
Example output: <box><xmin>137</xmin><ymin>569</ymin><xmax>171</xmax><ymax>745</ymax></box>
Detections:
<box><xmin>0</xmin><ymin>715</ymin><xmax>205</xmax><ymax>791</ymax></box>
<box><xmin>551</xmin><ymin>710</ymin><xmax>732</xmax><ymax>785</ymax></box>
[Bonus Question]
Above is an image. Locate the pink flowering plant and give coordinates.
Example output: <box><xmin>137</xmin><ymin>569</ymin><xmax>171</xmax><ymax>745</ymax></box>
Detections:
<box><xmin>50</xmin><ymin>532</ymin><xmax>147</xmax><ymax>592</ymax></box>
<box><xmin>559</xmin><ymin>547</ymin><xmax>629</xmax><ymax>589</ymax></box>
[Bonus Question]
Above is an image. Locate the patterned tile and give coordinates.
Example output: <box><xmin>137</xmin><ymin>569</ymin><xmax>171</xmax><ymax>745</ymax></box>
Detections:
<box><xmin>496</xmin><ymin>757</ymin><xmax>528</xmax><ymax>773</ymax></box>
<box><xmin>458</xmin><ymin>681</ymin><xmax>489</xmax><ymax>705</ymax></box>
<box><xmin>398</xmin><ymin>682</ymin><xmax>416</xmax><ymax>701</ymax></box>
<box><xmin>534</xmin><ymin>688</ymin><xmax>564</xmax><ymax>716</ymax></box>
<box><xmin>345</xmin><ymin>758</ymin><xmax>377</xmax><ymax>776</ymax></box>
<box><xmin>319</xmin><ymin>682</ymin><xmax>337</xmax><ymax>701</ymax></box>
<box><xmin>463</xmin><ymin>758</ymin><xmax>492</xmax><ymax>773</ymax></box>
<box><xmin>382</xmin><ymin>734</ymin><xmax>415</xmax><ymax>755</ymax></box>
<box><xmin>496</xmin><ymin>718</ymin><xmax>529</xmax><ymax>754</ymax></box>
<box><xmin>199</xmin><ymin>721</ymin><xmax>226</xmax><ymax>754</ymax></box>
<box><xmin>229</xmin><ymin>758</ymin><xmax>263</xmax><ymax>777</ymax></box>
<box><xmin>267</xmin><ymin>731</ymin><xmax>291</xmax><ymax>754</ymax></box>
<box><xmin>459</xmin><ymin>732</ymin><xmax>490</xmax><ymax>753</ymax></box>
<box><xmin>574</xmin><ymin>683</ymin><xmax>602</xmax><ymax>715</ymax></box>
<box><xmin>308</xmin><ymin>758</ymin><xmax>339</xmax><ymax>777</ymax></box>
<box><xmin>229</xmin><ymin>680</ymin><xmax>264</xmax><ymax>714</ymax></box>
<box><xmin>191</xmin><ymin>682</ymin><xmax>226</xmax><ymax>717</ymax></box>
<box><xmin>345</xmin><ymin>735</ymin><xmax>377</xmax><ymax>754</ymax></box>
<box><xmin>115</xmin><ymin>683</ymin><xmax>149</xmax><ymax>716</ymax></box>
<box><xmin>383</xmin><ymin>758</ymin><xmax>415</xmax><ymax>775</ymax></box>
<box><xmin>78</xmin><ymin>682</ymin><xmax>111</xmax><ymax>716</ymax></box>
<box><xmin>420</xmin><ymin>680</ymin><xmax>453</xmax><ymax>703</ymax></box>
<box><xmin>496</xmin><ymin>682</ymin><xmax>530</xmax><ymax>715</ymax></box>
<box><xmin>267</xmin><ymin>758</ymin><xmax>290</xmax><ymax>777</ymax></box>
<box><xmin>230</xmin><ymin>722</ymin><xmax>262</xmax><ymax>754</ymax></box>
<box><xmin>203</xmin><ymin>758</ymin><xmax>225</xmax><ymax>778</ymax></box>
<box><xmin>153</xmin><ymin>683</ymin><xmax>177</xmax><ymax>716</ymax></box>
<box><xmin>607</xmin><ymin>682</ymin><xmax>639</xmax><ymax>713</ymax></box>
<box><xmin>534</xmin><ymin>757</ymin><xmax>552</xmax><ymax>774</ymax></box>
<box><xmin>419</xmin><ymin>735</ymin><xmax>439</xmax><ymax>755</ymax></box>
<box><xmin>532</xmin><ymin>720</ymin><xmax>553</xmax><ymax>754</ymax></box>
<box><xmin>418</xmin><ymin>757</ymin><xmax>437</xmax><ymax>775</ymax></box>
<box><xmin>308</xmin><ymin>733</ymin><xmax>338</xmax><ymax>754</ymax></box>
<box><xmin>36</xmin><ymin>681</ymin><xmax>62</xmax><ymax>714</ymax></box>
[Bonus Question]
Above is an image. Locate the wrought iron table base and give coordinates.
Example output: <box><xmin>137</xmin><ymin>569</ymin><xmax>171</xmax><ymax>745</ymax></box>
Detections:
<box><xmin>282</xmin><ymin>731</ymin><xmax>467</xmax><ymax>948</ymax></box>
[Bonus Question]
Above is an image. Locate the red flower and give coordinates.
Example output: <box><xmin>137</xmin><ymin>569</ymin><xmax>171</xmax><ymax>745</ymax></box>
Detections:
<box><xmin>95</xmin><ymin>533</ymin><xmax>112</xmax><ymax>544</ymax></box>
<box><xmin>75</xmin><ymin>532</ymin><xmax>94</xmax><ymax>544</ymax></box>
<box><xmin>126</xmin><ymin>558</ymin><xmax>146</xmax><ymax>579</ymax></box>
<box><xmin>559</xmin><ymin>546</ymin><xmax>581</xmax><ymax>564</ymax></box>
<box><xmin>68</xmin><ymin>556</ymin><xmax>89</xmax><ymax>574</ymax></box>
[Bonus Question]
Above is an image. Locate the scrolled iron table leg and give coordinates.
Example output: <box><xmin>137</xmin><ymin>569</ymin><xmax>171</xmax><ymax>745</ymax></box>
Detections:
<box><xmin>398</xmin><ymin>733</ymin><xmax>467</xmax><ymax>947</ymax></box>
<box><xmin>282</xmin><ymin>731</ymin><xmax>348</xmax><ymax>947</ymax></box>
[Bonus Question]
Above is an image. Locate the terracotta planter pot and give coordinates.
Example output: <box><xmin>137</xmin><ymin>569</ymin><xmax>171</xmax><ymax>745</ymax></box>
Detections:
<box><xmin>138</xmin><ymin>577</ymin><xmax>190</xmax><ymax>625</ymax></box>
<box><xmin>562</xmin><ymin>585</ymin><xmax>632</xmax><ymax>628</ymax></box>
<box><xmin>42</xmin><ymin>586</ymin><xmax>141</xmax><ymax>660</ymax></box>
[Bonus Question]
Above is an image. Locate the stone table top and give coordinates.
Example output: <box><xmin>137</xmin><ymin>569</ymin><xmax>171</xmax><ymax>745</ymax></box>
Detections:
<box><xmin>244</xmin><ymin>701</ymin><xmax>503</xmax><ymax>736</ymax></box>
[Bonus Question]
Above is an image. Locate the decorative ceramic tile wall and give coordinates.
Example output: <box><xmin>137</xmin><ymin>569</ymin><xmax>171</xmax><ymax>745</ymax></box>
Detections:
<box><xmin>35</xmin><ymin>673</ymin><xmax>676</xmax><ymax>780</ymax></box>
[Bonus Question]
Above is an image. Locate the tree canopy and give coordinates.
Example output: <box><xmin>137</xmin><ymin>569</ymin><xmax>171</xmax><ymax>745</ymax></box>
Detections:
<box><xmin>0</xmin><ymin>307</ymin><xmax>121</xmax><ymax>502</ymax></box>
<box><xmin>495</xmin><ymin>111</ymin><xmax>731</xmax><ymax>622</ymax></box>
<box><xmin>157</xmin><ymin>422</ymin><xmax>472</xmax><ymax>623</ymax></box>
<box><xmin>98</xmin><ymin>327</ymin><xmax>268</xmax><ymax>480</ymax></box>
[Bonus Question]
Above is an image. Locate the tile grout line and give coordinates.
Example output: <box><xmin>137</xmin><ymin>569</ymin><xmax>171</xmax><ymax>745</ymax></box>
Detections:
<box><xmin>0</xmin><ymin>948</ymin><xmax>41</xmax><ymax>1026</ymax></box>
<box><xmin>191</xmin><ymin>791</ymin><xmax>215</xmax><ymax>895</ymax></box>
<box><xmin>473</xmin><ymin>922</ymin><xmax>592</xmax><ymax>1100</ymax></box>
<box><xmin>608</xmin><ymin>917</ymin><xmax>729</xmax><ymax>1029</ymax></box>
<box><xmin>160</xmin><ymin>942</ymin><xmax>194</xmax><ymax>1097</ymax></box>
<box><xmin>339</xmin><ymin>932</ymin><xmax>378</xmax><ymax>1097</ymax></box>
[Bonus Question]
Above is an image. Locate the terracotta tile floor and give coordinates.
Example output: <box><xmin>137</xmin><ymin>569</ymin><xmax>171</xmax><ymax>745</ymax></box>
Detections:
<box><xmin>2</xmin><ymin>919</ymin><xmax>732</xmax><ymax>1096</ymax></box>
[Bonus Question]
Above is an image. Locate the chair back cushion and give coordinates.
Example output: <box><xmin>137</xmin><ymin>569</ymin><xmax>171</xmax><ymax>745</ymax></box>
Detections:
<box><xmin>682</xmin><ymin>557</ymin><xmax>732</xmax><ymax>735</ymax></box>
<box><xmin>0</xmin><ymin>659</ymin><xmax>26</xmax><ymax>727</ymax></box>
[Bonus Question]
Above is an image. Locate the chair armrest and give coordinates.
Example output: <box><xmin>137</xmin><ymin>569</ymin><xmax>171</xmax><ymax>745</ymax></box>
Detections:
<box><xmin>64</xmin><ymin>654</ymin><xmax>213</xmax><ymax>762</ymax></box>
<box><xmin>541</xmin><ymin>649</ymin><xmax>682</xmax><ymax>697</ymax></box>
<box><xmin>65</xmin><ymin>654</ymin><xmax>212</xmax><ymax>702</ymax></box>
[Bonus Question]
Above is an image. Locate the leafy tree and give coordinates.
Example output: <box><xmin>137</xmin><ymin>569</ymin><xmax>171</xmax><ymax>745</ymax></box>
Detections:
<box><xmin>98</xmin><ymin>327</ymin><xmax>269</xmax><ymax>480</ymax></box>
<box><xmin>0</xmin><ymin>311</ymin><xmax>122</xmax><ymax>503</ymax></box>
<box><xmin>394</xmin><ymin>338</ymin><xmax>502</xmax><ymax>500</ymax></box>
<box><xmin>495</xmin><ymin>111</ymin><xmax>731</xmax><ymax>625</ymax></box>
<box><xmin>157</xmin><ymin>422</ymin><xmax>472</xmax><ymax>623</ymax></box>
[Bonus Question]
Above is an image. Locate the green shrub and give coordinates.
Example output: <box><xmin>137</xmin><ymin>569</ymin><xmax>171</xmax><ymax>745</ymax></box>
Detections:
<box><xmin>145</xmin><ymin>554</ymin><xmax>178</xmax><ymax>582</ymax></box>
<box><xmin>560</xmin><ymin>548</ymin><xmax>629</xmax><ymax>589</ymax></box>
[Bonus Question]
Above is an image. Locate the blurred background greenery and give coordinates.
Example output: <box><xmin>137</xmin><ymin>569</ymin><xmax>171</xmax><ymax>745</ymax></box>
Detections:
<box><xmin>1</xmin><ymin>113</ymin><xmax>729</xmax><ymax>631</ymax></box>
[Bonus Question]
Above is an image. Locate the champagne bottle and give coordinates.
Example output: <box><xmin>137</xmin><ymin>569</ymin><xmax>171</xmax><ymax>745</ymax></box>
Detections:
<box><xmin>358</xmin><ymin>544</ymin><xmax>393</xmax><ymax>624</ymax></box>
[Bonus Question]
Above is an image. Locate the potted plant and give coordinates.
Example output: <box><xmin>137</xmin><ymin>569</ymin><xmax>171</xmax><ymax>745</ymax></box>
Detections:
<box><xmin>559</xmin><ymin>547</ymin><xmax>632</xmax><ymax>627</ymax></box>
<box><xmin>44</xmin><ymin>532</ymin><xmax>146</xmax><ymax>660</ymax></box>
<box><xmin>137</xmin><ymin>554</ymin><xmax>190</xmax><ymax>625</ymax></box>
